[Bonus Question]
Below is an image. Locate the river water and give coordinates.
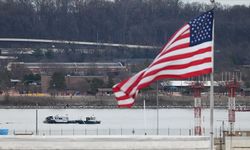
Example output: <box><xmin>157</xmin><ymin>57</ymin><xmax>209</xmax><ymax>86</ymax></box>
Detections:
<box><xmin>0</xmin><ymin>109</ymin><xmax>249</xmax><ymax>136</ymax></box>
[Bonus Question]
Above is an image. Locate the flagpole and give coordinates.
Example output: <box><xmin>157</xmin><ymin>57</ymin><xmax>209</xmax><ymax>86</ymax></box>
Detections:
<box><xmin>156</xmin><ymin>81</ymin><xmax>159</xmax><ymax>135</ymax></box>
<box><xmin>210</xmin><ymin>64</ymin><xmax>214</xmax><ymax>150</ymax></box>
<box><xmin>143</xmin><ymin>99</ymin><xmax>147</xmax><ymax>135</ymax></box>
<box><xmin>210</xmin><ymin>1</ymin><xmax>215</xmax><ymax>150</ymax></box>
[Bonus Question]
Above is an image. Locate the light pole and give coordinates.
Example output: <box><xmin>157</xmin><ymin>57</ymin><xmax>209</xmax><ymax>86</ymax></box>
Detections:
<box><xmin>66</xmin><ymin>74</ymin><xmax>70</xmax><ymax>96</ymax></box>
<box><xmin>35</xmin><ymin>103</ymin><xmax>38</xmax><ymax>135</ymax></box>
<box><xmin>53</xmin><ymin>83</ymin><xmax>56</xmax><ymax>98</ymax></box>
<box><xmin>217</xmin><ymin>120</ymin><xmax>225</xmax><ymax>150</ymax></box>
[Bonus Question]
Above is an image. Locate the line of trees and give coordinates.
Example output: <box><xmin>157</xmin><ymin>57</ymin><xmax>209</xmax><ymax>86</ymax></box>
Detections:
<box><xmin>0</xmin><ymin>0</ymin><xmax>249</xmax><ymax>44</ymax></box>
<box><xmin>0</xmin><ymin>0</ymin><xmax>250</xmax><ymax>69</ymax></box>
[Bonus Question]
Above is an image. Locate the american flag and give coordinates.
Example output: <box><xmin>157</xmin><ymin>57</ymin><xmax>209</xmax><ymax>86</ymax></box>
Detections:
<box><xmin>113</xmin><ymin>10</ymin><xmax>214</xmax><ymax>107</ymax></box>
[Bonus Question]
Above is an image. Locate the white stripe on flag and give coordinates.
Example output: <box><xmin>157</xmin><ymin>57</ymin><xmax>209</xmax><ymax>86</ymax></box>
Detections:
<box><xmin>151</xmin><ymin>41</ymin><xmax>212</xmax><ymax>66</ymax></box>
<box><xmin>154</xmin><ymin>24</ymin><xmax>190</xmax><ymax>59</ymax></box>
<box><xmin>120</xmin><ymin>69</ymin><xmax>146</xmax><ymax>92</ymax></box>
<box><xmin>166</xmin><ymin>37</ymin><xmax>190</xmax><ymax>50</ymax></box>
<box><xmin>114</xmin><ymin>91</ymin><xmax>126</xmax><ymax>97</ymax></box>
<box><xmin>138</xmin><ymin>62</ymin><xmax>212</xmax><ymax>85</ymax></box>
<box><xmin>145</xmin><ymin>51</ymin><xmax>212</xmax><ymax>74</ymax></box>
<box><xmin>117</xmin><ymin>98</ymin><xmax>134</xmax><ymax>105</ymax></box>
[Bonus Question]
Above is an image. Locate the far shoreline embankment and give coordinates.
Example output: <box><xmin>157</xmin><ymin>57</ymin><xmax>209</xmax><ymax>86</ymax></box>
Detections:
<box><xmin>0</xmin><ymin>94</ymin><xmax>250</xmax><ymax>109</ymax></box>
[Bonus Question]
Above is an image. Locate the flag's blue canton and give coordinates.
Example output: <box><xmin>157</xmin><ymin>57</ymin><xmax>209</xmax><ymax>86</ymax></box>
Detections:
<box><xmin>189</xmin><ymin>10</ymin><xmax>213</xmax><ymax>46</ymax></box>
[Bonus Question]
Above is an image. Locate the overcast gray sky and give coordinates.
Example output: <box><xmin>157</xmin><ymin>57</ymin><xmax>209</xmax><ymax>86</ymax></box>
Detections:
<box><xmin>181</xmin><ymin>0</ymin><xmax>250</xmax><ymax>6</ymax></box>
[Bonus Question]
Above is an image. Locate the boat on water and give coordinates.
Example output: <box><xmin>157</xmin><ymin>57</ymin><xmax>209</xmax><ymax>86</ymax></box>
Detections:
<box><xmin>83</xmin><ymin>116</ymin><xmax>101</xmax><ymax>124</ymax></box>
<box><xmin>44</xmin><ymin>115</ymin><xmax>72</xmax><ymax>124</ymax></box>
<box><xmin>44</xmin><ymin>115</ymin><xmax>101</xmax><ymax>124</ymax></box>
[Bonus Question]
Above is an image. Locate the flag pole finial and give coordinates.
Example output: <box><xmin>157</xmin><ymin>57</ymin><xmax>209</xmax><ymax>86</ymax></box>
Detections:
<box><xmin>210</xmin><ymin>0</ymin><xmax>215</xmax><ymax>8</ymax></box>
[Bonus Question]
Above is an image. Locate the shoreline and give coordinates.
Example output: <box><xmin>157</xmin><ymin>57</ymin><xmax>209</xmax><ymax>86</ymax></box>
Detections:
<box><xmin>0</xmin><ymin>105</ymin><xmax>229</xmax><ymax>109</ymax></box>
<box><xmin>1</xmin><ymin>95</ymin><xmax>250</xmax><ymax>109</ymax></box>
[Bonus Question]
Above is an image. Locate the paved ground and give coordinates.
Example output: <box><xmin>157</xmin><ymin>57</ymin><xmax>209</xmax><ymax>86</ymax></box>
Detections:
<box><xmin>0</xmin><ymin>135</ymin><xmax>210</xmax><ymax>150</ymax></box>
<box><xmin>225</xmin><ymin>136</ymin><xmax>250</xmax><ymax>150</ymax></box>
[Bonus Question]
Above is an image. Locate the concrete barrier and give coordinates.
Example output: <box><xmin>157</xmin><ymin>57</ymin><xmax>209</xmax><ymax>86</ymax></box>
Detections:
<box><xmin>0</xmin><ymin>135</ymin><xmax>210</xmax><ymax>150</ymax></box>
<box><xmin>225</xmin><ymin>136</ymin><xmax>250</xmax><ymax>150</ymax></box>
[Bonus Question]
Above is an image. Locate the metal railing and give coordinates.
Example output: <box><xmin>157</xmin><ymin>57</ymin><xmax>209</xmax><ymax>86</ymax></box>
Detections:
<box><xmin>7</xmin><ymin>128</ymin><xmax>226</xmax><ymax>137</ymax></box>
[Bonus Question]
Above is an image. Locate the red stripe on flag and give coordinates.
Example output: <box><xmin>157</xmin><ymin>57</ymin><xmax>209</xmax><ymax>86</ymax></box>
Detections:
<box><xmin>116</xmin><ymin>94</ymin><xmax>131</xmax><ymax>101</ymax></box>
<box><xmin>158</xmin><ymin>43</ymin><xmax>190</xmax><ymax>58</ymax></box>
<box><xmin>137</xmin><ymin>68</ymin><xmax>212</xmax><ymax>90</ymax></box>
<box><xmin>144</xmin><ymin>57</ymin><xmax>212</xmax><ymax>78</ymax></box>
<box><xmin>171</xmin><ymin>32</ymin><xmax>190</xmax><ymax>44</ymax></box>
<box><xmin>116</xmin><ymin>93</ymin><xmax>136</xmax><ymax>101</ymax></box>
<box><xmin>157</xmin><ymin>24</ymin><xmax>189</xmax><ymax>56</ymax></box>
<box><xmin>112</xmin><ymin>85</ymin><xmax>121</xmax><ymax>93</ymax></box>
<box><xmin>114</xmin><ymin>78</ymin><xmax>130</xmax><ymax>90</ymax></box>
<box><xmin>127</xmin><ymin>58</ymin><xmax>212</xmax><ymax>93</ymax></box>
<box><xmin>151</xmin><ymin>47</ymin><xmax>211</xmax><ymax>67</ymax></box>
<box><xmin>117</xmin><ymin>102</ymin><xmax>134</xmax><ymax>108</ymax></box>
<box><xmin>125</xmin><ymin>72</ymin><xmax>145</xmax><ymax>95</ymax></box>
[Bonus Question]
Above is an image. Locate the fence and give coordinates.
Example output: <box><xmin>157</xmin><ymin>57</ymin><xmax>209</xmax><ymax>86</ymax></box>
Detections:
<box><xmin>8</xmin><ymin>128</ymin><xmax>228</xmax><ymax>137</ymax></box>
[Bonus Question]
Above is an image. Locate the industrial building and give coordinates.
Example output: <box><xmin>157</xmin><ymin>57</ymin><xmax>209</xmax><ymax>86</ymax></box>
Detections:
<box><xmin>7</xmin><ymin>62</ymin><xmax>127</xmax><ymax>76</ymax></box>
